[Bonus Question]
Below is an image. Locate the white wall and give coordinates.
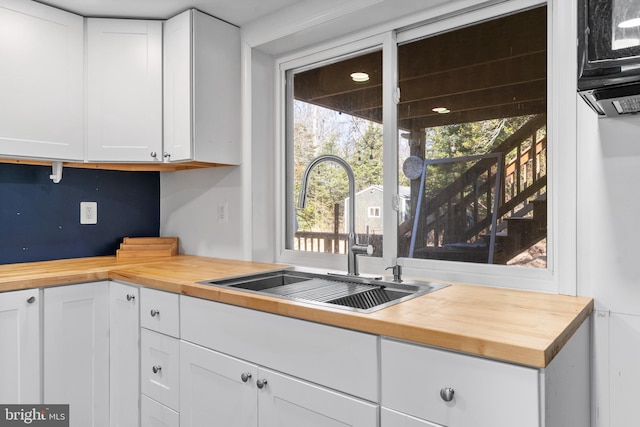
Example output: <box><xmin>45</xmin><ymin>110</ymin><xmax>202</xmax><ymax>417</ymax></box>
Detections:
<box><xmin>251</xmin><ymin>48</ymin><xmax>277</xmax><ymax>262</ymax></box>
<box><xmin>160</xmin><ymin>166</ymin><xmax>244</xmax><ymax>260</ymax></box>
<box><xmin>577</xmin><ymin>98</ymin><xmax>640</xmax><ymax>427</ymax></box>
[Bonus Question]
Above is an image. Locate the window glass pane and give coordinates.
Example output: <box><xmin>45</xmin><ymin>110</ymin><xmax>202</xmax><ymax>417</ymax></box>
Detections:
<box><xmin>612</xmin><ymin>0</ymin><xmax>640</xmax><ymax>51</ymax></box>
<box><xmin>287</xmin><ymin>50</ymin><xmax>383</xmax><ymax>257</ymax></box>
<box><xmin>397</xmin><ymin>7</ymin><xmax>547</xmax><ymax>268</ymax></box>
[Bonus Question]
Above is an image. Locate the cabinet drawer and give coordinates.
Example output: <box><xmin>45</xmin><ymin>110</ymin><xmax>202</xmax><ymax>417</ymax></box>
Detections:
<box><xmin>141</xmin><ymin>329</ymin><xmax>180</xmax><ymax>411</ymax></box>
<box><xmin>381</xmin><ymin>408</ymin><xmax>443</xmax><ymax>427</ymax></box>
<box><xmin>180</xmin><ymin>296</ymin><xmax>379</xmax><ymax>402</ymax></box>
<box><xmin>141</xmin><ymin>288</ymin><xmax>179</xmax><ymax>337</ymax></box>
<box><xmin>141</xmin><ymin>395</ymin><xmax>179</xmax><ymax>427</ymax></box>
<box><xmin>381</xmin><ymin>338</ymin><xmax>539</xmax><ymax>427</ymax></box>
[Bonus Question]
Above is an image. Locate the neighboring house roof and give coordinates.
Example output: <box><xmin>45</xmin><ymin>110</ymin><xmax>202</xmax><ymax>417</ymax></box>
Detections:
<box><xmin>349</xmin><ymin>185</ymin><xmax>411</xmax><ymax>199</ymax></box>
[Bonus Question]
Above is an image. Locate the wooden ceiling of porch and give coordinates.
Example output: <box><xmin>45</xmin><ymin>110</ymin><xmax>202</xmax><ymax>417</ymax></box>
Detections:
<box><xmin>293</xmin><ymin>6</ymin><xmax>547</xmax><ymax>130</ymax></box>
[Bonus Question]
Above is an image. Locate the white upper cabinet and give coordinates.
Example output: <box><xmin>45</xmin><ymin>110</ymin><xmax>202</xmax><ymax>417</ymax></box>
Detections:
<box><xmin>163</xmin><ymin>9</ymin><xmax>241</xmax><ymax>165</ymax></box>
<box><xmin>86</xmin><ymin>18</ymin><xmax>163</xmax><ymax>162</ymax></box>
<box><xmin>0</xmin><ymin>0</ymin><xmax>83</xmax><ymax>161</ymax></box>
<box><xmin>0</xmin><ymin>2</ymin><xmax>240</xmax><ymax>167</ymax></box>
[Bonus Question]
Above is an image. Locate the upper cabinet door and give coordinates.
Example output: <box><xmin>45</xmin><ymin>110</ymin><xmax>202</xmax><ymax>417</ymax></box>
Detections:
<box><xmin>163</xmin><ymin>10</ymin><xmax>192</xmax><ymax>162</ymax></box>
<box><xmin>0</xmin><ymin>0</ymin><xmax>83</xmax><ymax>161</ymax></box>
<box><xmin>164</xmin><ymin>9</ymin><xmax>241</xmax><ymax>164</ymax></box>
<box><xmin>86</xmin><ymin>18</ymin><xmax>162</xmax><ymax>162</ymax></box>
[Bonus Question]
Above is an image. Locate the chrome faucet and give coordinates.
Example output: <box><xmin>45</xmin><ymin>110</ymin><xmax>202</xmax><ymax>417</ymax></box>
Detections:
<box><xmin>297</xmin><ymin>154</ymin><xmax>372</xmax><ymax>276</ymax></box>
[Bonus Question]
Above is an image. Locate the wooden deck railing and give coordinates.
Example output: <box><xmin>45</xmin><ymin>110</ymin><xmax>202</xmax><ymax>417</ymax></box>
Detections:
<box><xmin>294</xmin><ymin>232</ymin><xmax>383</xmax><ymax>257</ymax></box>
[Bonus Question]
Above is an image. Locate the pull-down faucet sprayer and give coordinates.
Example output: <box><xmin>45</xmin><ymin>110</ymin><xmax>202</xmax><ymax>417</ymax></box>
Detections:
<box><xmin>297</xmin><ymin>154</ymin><xmax>372</xmax><ymax>276</ymax></box>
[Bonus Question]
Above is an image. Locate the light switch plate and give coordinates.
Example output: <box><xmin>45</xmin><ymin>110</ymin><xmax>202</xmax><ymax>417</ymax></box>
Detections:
<box><xmin>217</xmin><ymin>201</ymin><xmax>228</xmax><ymax>223</ymax></box>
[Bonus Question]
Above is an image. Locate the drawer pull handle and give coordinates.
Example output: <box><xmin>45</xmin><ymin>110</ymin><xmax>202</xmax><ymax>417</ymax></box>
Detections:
<box><xmin>126</xmin><ymin>294</ymin><xmax>135</xmax><ymax>301</ymax></box>
<box><xmin>440</xmin><ymin>387</ymin><xmax>455</xmax><ymax>402</ymax></box>
<box><xmin>27</xmin><ymin>296</ymin><xmax>36</xmax><ymax>304</ymax></box>
<box><xmin>256</xmin><ymin>379</ymin><xmax>268</xmax><ymax>389</ymax></box>
<box><xmin>241</xmin><ymin>373</ymin><xmax>252</xmax><ymax>383</ymax></box>
<box><xmin>150</xmin><ymin>309</ymin><xmax>160</xmax><ymax>317</ymax></box>
<box><xmin>152</xmin><ymin>366</ymin><xmax>162</xmax><ymax>374</ymax></box>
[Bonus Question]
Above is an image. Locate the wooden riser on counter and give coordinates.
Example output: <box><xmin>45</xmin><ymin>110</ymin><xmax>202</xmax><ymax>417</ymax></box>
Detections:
<box><xmin>117</xmin><ymin>237</ymin><xmax>179</xmax><ymax>259</ymax></box>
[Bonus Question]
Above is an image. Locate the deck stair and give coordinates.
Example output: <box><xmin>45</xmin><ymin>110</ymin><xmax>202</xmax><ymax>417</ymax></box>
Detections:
<box><xmin>405</xmin><ymin>114</ymin><xmax>547</xmax><ymax>264</ymax></box>
<box><xmin>490</xmin><ymin>198</ymin><xmax>546</xmax><ymax>264</ymax></box>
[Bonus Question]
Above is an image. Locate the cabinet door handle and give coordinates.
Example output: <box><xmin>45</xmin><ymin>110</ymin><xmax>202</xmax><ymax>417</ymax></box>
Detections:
<box><xmin>440</xmin><ymin>387</ymin><xmax>455</xmax><ymax>402</ymax></box>
<box><xmin>256</xmin><ymin>379</ymin><xmax>268</xmax><ymax>389</ymax></box>
<box><xmin>150</xmin><ymin>151</ymin><xmax>158</xmax><ymax>159</ymax></box>
<box><xmin>152</xmin><ymin>365</ymin><xmax>162</xmax><ymax>374</ymax></box>
<box><xmin>27</xmin><ymin>296</ymin><xmax>36</xmax><ymax>304</ymax></box>
<box><xmin>126</xmin><ymin>294</ymin><xmax>135</xmax><ymax>301</ymax></box>
<box><xmin>150</xmin><ymin>309</ymin><xmax>160</xmax><ymax>317</ymax></box>
<box><xmin>241</xmin><ymin>373</ymin><xmax>252</xmax><ymax>383</ymax></box>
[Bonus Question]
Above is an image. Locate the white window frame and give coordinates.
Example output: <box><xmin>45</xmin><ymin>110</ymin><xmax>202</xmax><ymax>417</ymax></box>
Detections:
<box><xmin>273</xmin><ymin>0</ymin><xmax>577</xmax><ymax>295</ymax></box>
<box><xmin>368</xmin><ymin>207</ymin><xmax>381</xmax><ymax>218</ymax></box>
<box><xmin>275</xmin><ymin>33</ymin><xmax>392</xmax><ymax>274</ymax></box>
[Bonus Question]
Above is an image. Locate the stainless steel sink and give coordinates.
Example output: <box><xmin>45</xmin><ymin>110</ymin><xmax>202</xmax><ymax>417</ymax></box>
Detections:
<box><xmin>200</xmin><ymin>268</ymin><xmax>448</xmax><ymax>313</ymax></box>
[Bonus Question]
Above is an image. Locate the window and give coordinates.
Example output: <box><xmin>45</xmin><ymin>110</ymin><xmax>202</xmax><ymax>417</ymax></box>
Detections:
<box><xmin>397</xmin><ymin>6</ymin><xmax>547</xmax><ymax>268</ymax></box>
<box><xmin>285</xmin><ymin>50</ymin><xmax>384</xmax><ymax>257</ymax></box>
<box><xmin>282</xmin><ymin>3</ymin><xmax>549</xmax><ymax>274</ymax></box>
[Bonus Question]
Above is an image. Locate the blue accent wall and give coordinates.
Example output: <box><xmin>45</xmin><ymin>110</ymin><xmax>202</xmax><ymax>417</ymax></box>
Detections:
<box><xmin>0</xmin><ymin>163</ymin><xmax>160</xmax><ymax>264</ymax></box>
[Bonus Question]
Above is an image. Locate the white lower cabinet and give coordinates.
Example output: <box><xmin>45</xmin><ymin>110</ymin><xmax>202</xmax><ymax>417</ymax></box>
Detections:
<box><xmin>142</xmin><ymin>395</ymin><xmax>180</xmax><ymax>427</ymax></box>
<box><xmin>0</xmin><ymin>288</ymin><xmax>40</xmax><ymax>404</ymax></box>
<box><xmin>109</xmin><ymin>282</ymin><xmax>140</xmax><ymax>427</ymax></box>
<box><xmin>381</xmin><ymin>338</ymin><xmax>539</xmax><ymax>427</ymax></box>
<box><xmin>258</xmin><ymin>367</ymin><xmax>378</xmax><ymax>427</ymax></box>
<box><xmin>141</xmin><ymin>328</ymin><xmax>180</xmax><ymax>411</ymax></box>
<box><xmin>44</xmin><ymin>282</ymin><xmax>110</xmax><ymax>427</ymax></box>
<box><xmin>381</xmin><ymin>319</ymin><xmax>591</xmax><ymax>427</ymax></box>
<box><xmin>7</xmin><ymin>280</ymin><xmax>588</xmax><ymax>427</ymax></box>
<box><xmin>180</xmin><ymin>295</ymin><xmax>379</xmax><ymax>402</ymax></box>
<box><xmin>381</xmin><ymin>408</ymin><xmax>443</xmax><ymax>427</ymax></box>
<box><xmin>180</xmin><ymin>340</ymin><xmax>257</xmax><ymax>427</ymax></box>
<box><xmin>179</xmin><ymin>340</ymin><xmax>378</xmax><ymax>427</ymax></box>
<box><xmin>140</xmin><ymin>287</ymin><xmax>182</xmax><ymax>425</ymax></box>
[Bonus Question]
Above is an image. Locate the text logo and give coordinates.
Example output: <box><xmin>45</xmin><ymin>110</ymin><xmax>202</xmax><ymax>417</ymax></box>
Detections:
<box><xmin>0</xmin><ymin>405</ymin><xmax>68</xmax><ymax>426</ymax></box>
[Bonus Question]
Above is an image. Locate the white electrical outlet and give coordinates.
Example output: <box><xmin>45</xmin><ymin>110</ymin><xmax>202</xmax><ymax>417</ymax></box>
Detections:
<box><xmin>80</xmin><ymin>202</ymin><xmax>98</xmax><ymax>224</ymax></box>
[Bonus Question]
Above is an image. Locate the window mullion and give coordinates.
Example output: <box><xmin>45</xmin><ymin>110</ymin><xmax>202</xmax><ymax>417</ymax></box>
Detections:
<box><xmin>382</xmin><ymin>30</ymin><xmax>399</xmax><ymax>268</ymax></box>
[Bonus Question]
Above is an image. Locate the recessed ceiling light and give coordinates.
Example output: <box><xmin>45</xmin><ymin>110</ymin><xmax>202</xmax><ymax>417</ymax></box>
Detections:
<box><xmin>432</xmin><ymin>107</ymin><xmax>451</xmax><ymax>114</ymax></box>
<box><xmin>350</xmin><ymin>72</ymin><xmax>369</xmax><ymax>83</ymax></box>
<box><xmin>619</xmin><ymin>18</ymin><xmax>640</xmax><ymax>28</ymax></box>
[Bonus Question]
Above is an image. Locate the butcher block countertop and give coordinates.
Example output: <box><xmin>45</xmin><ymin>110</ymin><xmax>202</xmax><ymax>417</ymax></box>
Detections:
<box><xmin>0</xmin><ymin>255</ymin><xmax>593</xmax><ymax>368</ymax></box>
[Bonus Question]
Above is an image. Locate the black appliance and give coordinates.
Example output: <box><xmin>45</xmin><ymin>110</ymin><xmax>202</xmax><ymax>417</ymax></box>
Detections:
<box><xmin>578</xmin><ymin>0</ymin><xmax>640</xmax><ymax>116</ymax></box>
